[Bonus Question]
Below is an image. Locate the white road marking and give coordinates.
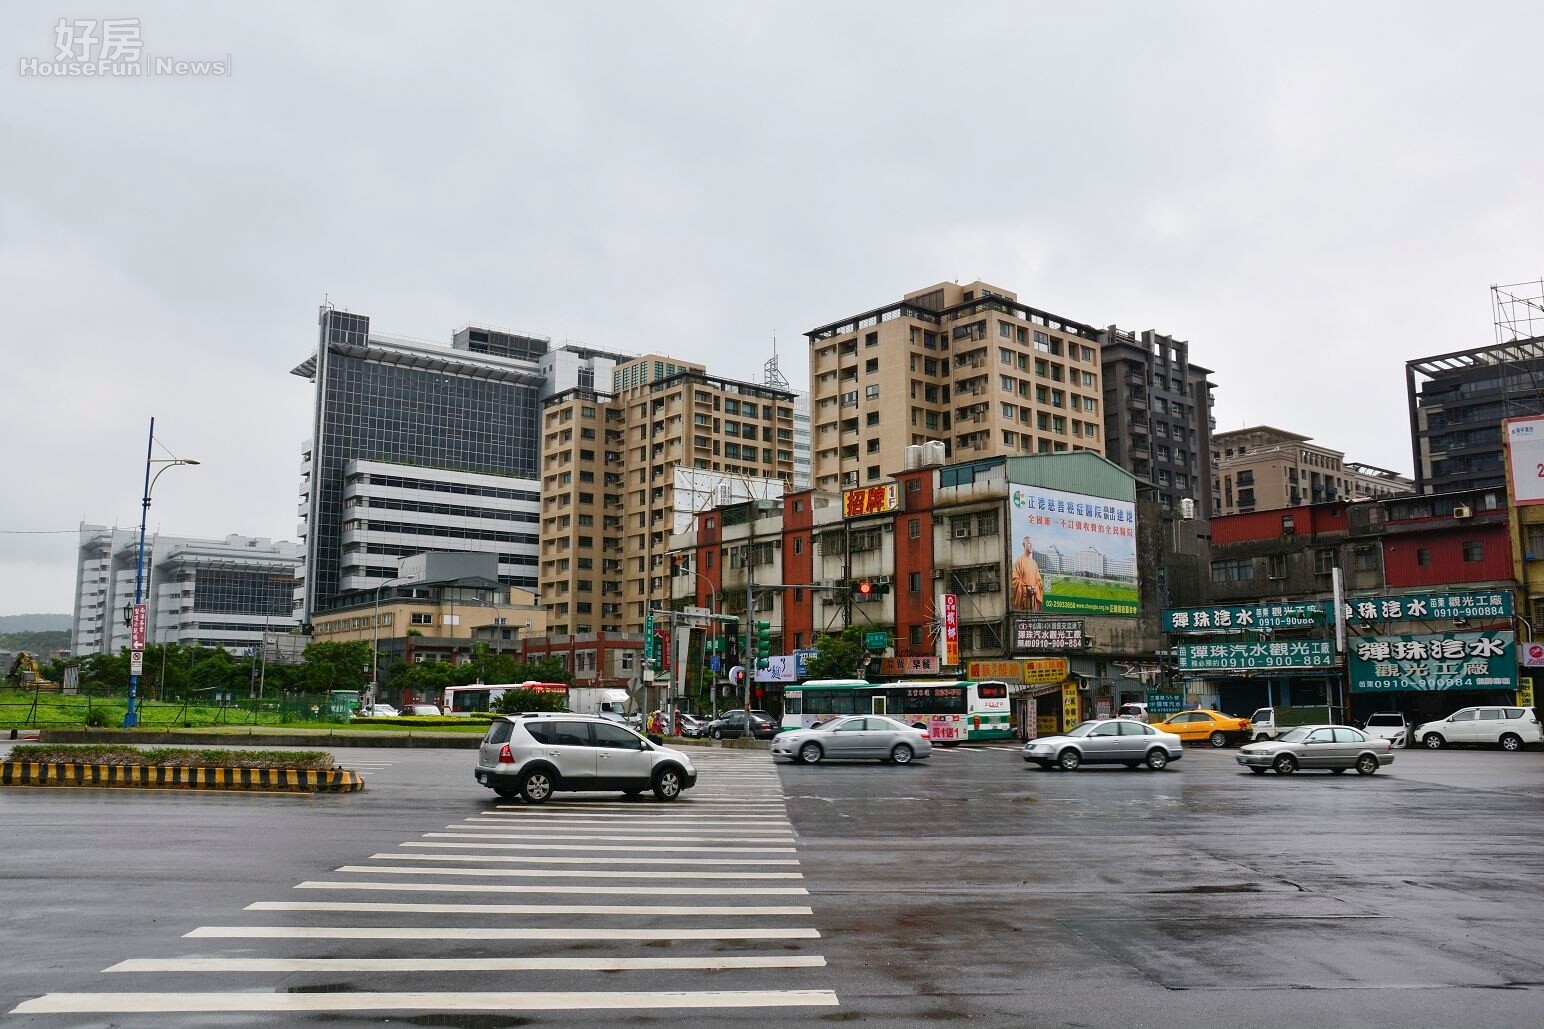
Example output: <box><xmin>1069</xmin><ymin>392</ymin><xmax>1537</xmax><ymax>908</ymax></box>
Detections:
<box><xmin>247</xmin><ymin>901</ymin><xmax>813</xmax><ymax>916</ymax></box>
<box><xmin>296</xmin><ymin>879</ymin><xmax>809</xmax><ymax>895</ymax></box>
<box><xmin>12</xmin><ymin>989</ymin><xmax>840</xmax><ymax>1014</ymax></box>
<box><xmin>335</xmin><ymin>864</ymin><xmax>803</xmax><ymax>879</ymax></box>
<box><xmin>370</xmin><ymin>852</ymin><xmax>800</xmax><ymax>866</ymax></box>
<box><xmin>447</xmin><ymin>829</ymin><xmax>796</xmax><ymax>843</ymax></box>
<box><xmin>106</xmin><ymin>955</ymin><xmax>828</xmax><ymax>973</ymax></box>
<box><xmin>184</xmin><ymin>925</ymin><xmax>821</xmax><ymax>941</ymax></box>
<box><xmin>411</xmin><ymin>837</ymin><xmax>797</xmax><ymax>853</ymax></box>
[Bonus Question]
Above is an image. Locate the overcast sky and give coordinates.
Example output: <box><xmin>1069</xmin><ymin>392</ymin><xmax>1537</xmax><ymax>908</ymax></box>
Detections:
<box><xmin>2</xmin><ymin>1</ymin><xmax>1540</xmax><ymax>618</ymax></box>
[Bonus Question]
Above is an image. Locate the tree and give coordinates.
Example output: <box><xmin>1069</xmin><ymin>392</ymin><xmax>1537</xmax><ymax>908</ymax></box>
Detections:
<box><xmin>493</xmin><ymin>688</ymin><xmax>568</xmax><ymax>714</ymax></box>
<box><xmin>801</xmin><ymin>626</ymin><xmax>871</xmax><ymax>680</ymax></box>
<box><xmin>300</xmin><ymin>641</ymin><xmax>374</xmax><ymax>693</ymax></box>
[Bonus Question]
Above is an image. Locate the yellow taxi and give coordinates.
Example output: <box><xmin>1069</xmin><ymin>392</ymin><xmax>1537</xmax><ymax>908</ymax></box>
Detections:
<box><xmin>1149</xmin><ymin>709</ymin><xmax>1252</xmax><ymax>748</ymax></box>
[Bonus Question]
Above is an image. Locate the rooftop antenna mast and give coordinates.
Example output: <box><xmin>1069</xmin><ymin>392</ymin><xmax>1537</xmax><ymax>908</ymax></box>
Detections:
<box><xmin>763</xmin><ymin>333</ymin><xmax>790</xmax><ymax>389</ymax></box>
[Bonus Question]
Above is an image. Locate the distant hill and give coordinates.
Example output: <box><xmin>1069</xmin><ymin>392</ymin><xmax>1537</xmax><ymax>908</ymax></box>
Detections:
<box><xmin>0</xmin><ymin>614</ymin><xmax>70</xmax><ymax>632</ymax></box>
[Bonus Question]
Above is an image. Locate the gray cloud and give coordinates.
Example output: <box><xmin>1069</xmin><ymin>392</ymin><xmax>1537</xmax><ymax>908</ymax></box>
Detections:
<box><xmin>2</xmin><ymin>1</ymin><xmax>1540</xmax><ymax>615</ymax></box>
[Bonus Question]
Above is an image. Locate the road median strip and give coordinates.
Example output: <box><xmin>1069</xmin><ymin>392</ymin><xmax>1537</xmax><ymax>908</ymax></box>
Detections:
<box><xmin>0</xmin><ymin>745</ymin><xmax>363</xmax><ymax>793</ymax></box>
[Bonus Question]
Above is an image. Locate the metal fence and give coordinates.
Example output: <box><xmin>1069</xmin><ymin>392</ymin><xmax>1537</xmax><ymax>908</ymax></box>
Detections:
<box><xmin>0</xmin><ymin>685</ymin><xmax>357</xmax><ymax>729</ymax></box>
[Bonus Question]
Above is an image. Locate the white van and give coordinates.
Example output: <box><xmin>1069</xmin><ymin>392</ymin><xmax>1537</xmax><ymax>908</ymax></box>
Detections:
<box><xmin>1414</xmin><ymin>707</ymin><xmax>1542</xmax><ymax>752</ymax></box>
<box><xmin>1117</xmin><ymin>703</ymin><xmax>1149</xmax><ymax>722</ymax></box>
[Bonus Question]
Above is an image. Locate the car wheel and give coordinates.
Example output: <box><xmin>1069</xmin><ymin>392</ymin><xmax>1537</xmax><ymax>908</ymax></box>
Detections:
<box><xmin>1355</xmin><ymin>754</ymin><xmax>1379</xmax><ymax>776</ymax></box>
<box><xmin>1057</xmin><ymin>748</ymin><xmax>1081</xmax><ymax>771</ymax></box>
<box><xmin>519</xmin><ymin>768</ymin><xmax>554</xmax><ymax>804</ymax></box>
<box><xmin>1423</xmin><ymin>733</ymin><xmax>1445</xmax><ymax>750</ymax></box>
<box><xmin>710</xmin><ymin>728</ymin><xmax>723</xmax><ymax>740</ymax></box>
<box><xmin>890</xmin><ymin>743</ymin><xmax>914</xmax><ymax>765</ymax></box>
<box><xmin>798</xmin><ymin>742</ymin><xmax>823</xmax><ymax>765</ymax></box>
<box><xmin>652</xmin><ymin>767</ymin><xmax>684</xmax><ymax>801</ymax></box>
<box><xmin>1145</xmin><ymin>748</ymin><xmax>1169</xmax><ymax>771</ymax></box>
<box><xmin>1499</xmin><ymin>733</ymin><xmax>1523</xmax><ymax>752</ymax></box>
<box><xmin>1272</xmin><ymin>754</ymin><xmax>1297</xmax><ymax>775</ymax></box>
<box><xmin>1208</xmin><ymin>731</ymin><xmax>1228</xmax><ymax>748</ymax></box>
<box><xmin>1249</xmin><ymin>767</ymin><xmax>1267</xmax><ymax>775</ymax></box>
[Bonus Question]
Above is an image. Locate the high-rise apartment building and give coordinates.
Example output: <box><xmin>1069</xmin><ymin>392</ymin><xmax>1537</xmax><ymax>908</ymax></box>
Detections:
<box><xmin>805</xmin><ymin>281</ymin><xmax>1104</xmax><ymax>491</ymax></box>
<box><xmin>539</xmin><ymin>354</ymin><xmax>796</xmax><ymax>636</ymax></box>
<box><xmin>1100</xmin><ymin>327</ymin><xmax>1216</xmax><ymax>517</ymax></box>
<box><xmin>73</xmin><ymin>524</ymin><xmax>301</xmax><ymax>656</ymax></box>
<box><xmin>1405</xmin><ymin>338</ymin><xmax>1544</xmax><ymax>494</ymax></box>
<box><xmin>1212</xmin><ymin>426</ymin><xmax>1412</xmax><ymax>516</ymax></box>
<box><xmin>292</xmin><ymin>308</ymin><xmax>546</xmax><ymax>622</ymax></box>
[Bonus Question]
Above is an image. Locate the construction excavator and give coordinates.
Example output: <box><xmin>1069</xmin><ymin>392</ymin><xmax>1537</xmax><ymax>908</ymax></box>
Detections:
<box><xmin>7</xmin><ymin>652</ymin><xmax>57</xmax><ymax>689</ymax></box>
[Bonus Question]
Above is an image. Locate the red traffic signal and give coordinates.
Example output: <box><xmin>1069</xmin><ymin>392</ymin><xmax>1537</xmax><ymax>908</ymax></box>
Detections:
<box><xmin>854</xmin><ymin>580</ymin><xmax>873</xmax><ymax>597</ymax></box>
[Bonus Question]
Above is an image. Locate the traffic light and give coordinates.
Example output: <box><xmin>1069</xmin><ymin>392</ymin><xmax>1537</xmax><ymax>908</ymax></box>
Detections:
<box><xmin>722</xmin><ymin>617</ymin><xmax>740</xmax><ymax>666</ymax></box>
<box><xmin>853</xmin><ymin>580</ymin><xmax>874</xmax><ymax>602</ymax></box>
<box><xmin>755</xmin><ymin>620</ymin><xmax>771</xmax><ymax>669</ymax></box>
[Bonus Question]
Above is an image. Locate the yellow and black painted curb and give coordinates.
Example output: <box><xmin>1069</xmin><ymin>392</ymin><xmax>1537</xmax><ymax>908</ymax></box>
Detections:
<box><xmin>0</xmin><ymin>761</ymin><xmax>364</xmax><ymax>793</ymax></box>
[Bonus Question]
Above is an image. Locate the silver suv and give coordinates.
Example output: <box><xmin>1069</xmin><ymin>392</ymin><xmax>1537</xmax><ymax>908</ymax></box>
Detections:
<box><xmin>476</xmin><ymin>713</ymin><xmax>698</xmax><ymax>804</ymax></box>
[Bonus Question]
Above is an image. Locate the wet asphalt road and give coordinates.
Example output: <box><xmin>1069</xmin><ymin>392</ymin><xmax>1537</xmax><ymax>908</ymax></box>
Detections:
<box><xmin>2</xmin><ymin>739</ymin><xmax>1544</xmax><ymax>1026</ymax></box>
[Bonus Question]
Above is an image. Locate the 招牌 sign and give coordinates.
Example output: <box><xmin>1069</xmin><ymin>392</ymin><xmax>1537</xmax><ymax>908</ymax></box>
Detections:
<box><xmin>1022</xmin><ymin>658</ymin><xmax>1069</xmax><ymax>685</ymax></box>
<box><xmin>1146</xmin><ymin>691</ymin><xmax>1184</xmax><ymax>715</ymax></box>
<box><xmin>877</xmin><ymin>655</ymin><xmax>939</xmax><ymax>675</ymax></box>
<box><xmin>129</xmin><ymin>602</ymin><xmax>147</xmax><ymax>650</ymax></box>
<box><xmin>842</xmin><ymin>482</ymin><xmax>899</xmax><ymax>518</ymax></box>
<box><xmin>1350</xmin><ymin>632</ymin><xmax>1515</xmax><ymax>692</ymax></box>
<box><xmin>1013</xmin><ymin>617</ymin><xmax>1085</xmax><ymax>651</ymax></box>
<box><xmin>1175</xmin><ymin>640</ymin><xmax>1336</xmax><ymax>671</ymax></box>
<box><xmin>1164</xmin><ymin>602</ymin><xmax>1327</xmax><ymax>633</ymax></box>
<box><xmin>967</xmin><ymin>660</ymin><xmax>1021</xmax><ymax>680</ymax></box>
<box><xmin>942</xmin><ymin>593</ymin><xmax>959</xmax><ymax>666</ymax></box>
<box><xmin>1343</xmin><ymin>591</ymin><xmax>1512</xmax><ymax>623</ymax></box>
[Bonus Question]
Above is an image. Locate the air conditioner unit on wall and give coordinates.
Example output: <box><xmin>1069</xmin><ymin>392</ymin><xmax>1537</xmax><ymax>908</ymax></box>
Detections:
<box><xmin>954</xmin><ymin>526</ymin><xmax>970</xmax><ymax>539</ymax></box>
<box><xmin>1453</xmin><ymin>504</ymin><xmax>1472</xmax><ymax>519</ymax></box>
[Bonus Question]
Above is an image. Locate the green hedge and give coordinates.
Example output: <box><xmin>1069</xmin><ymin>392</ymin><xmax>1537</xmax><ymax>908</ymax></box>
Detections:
<box><xmin>9</xmin><ymin>744</ymin><xmax>337</xmax><ymax>769</ymax></box>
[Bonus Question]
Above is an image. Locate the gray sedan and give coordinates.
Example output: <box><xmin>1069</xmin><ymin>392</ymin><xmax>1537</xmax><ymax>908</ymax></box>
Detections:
<box><xmin>1235</xmin><ymin>724</ymin><xmax>1396</xmax><ymax>776</ymax></box>
<box><xmin>772</xmin><ymin>715</ymin><xmax>932</xmax><ymax>765</ymax></box>
<box><xmin>1023</xmin><ymin>718</ymin><xmax>1184</xmax><ymax>771</ymax></box>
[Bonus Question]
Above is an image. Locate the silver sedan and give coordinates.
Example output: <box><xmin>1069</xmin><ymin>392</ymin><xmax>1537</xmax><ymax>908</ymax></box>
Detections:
<box><xmin>772</xmin><ymin>715</ymin><xmax>933</xmax><ymax>765</ymax></box>
<box><xmin>1235</xmin><ymin>724</ymin><xmax>1396</xmax><ymax>775</ymax></box>
<box><xmin>1023</xmin><ymin>718</ymin><xmax>1184</xmax><ymax>771</ymax></box>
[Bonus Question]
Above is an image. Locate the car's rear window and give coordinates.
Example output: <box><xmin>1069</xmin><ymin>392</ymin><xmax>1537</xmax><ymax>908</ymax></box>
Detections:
<box><xmin>1505</xmin><ymin>708</ymin><xmax>1525</xmax><ymax>719</ymax></box>
<box><xmin>485</xmin><ymin>720</ymin><xmax>514</xmax><ymax>745</ymax></box>
<box><xmin>1366</xmin><ymin>715</ymin><xmax>1401</xmax><ymax>726</ymax></box>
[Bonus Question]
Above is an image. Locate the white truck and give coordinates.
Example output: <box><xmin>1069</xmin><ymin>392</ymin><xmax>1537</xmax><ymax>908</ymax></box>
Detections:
<box><xmin>566</xmin><ymin>686</ymin><xmax>631</xmax><ymax>720</ymax></box>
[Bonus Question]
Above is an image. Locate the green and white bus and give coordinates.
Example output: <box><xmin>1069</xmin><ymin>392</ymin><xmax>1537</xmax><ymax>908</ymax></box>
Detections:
<box><xmin>781</xmin><ymin>679</ymin><xmax>1013</xmax><ymax>742</ymax></box>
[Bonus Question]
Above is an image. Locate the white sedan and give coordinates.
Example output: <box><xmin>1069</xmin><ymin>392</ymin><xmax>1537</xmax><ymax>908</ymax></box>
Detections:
<box><xmin>360</xmin><ymin>703</ymin><xmax>400</xmax><ymax>718</ymax></box>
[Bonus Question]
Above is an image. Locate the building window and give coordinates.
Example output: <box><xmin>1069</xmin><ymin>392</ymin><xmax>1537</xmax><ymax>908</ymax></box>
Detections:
<box><xmin>1416</xmin><ymin>548</ymin><xmax>1431</xmax><ymax>566</ymax></box>
<box><xmin>1210</xmin><ymin>558</ymin><xmax>1253</xmax><ymax>583</ymax></box>
<box><xmin>1268</xmin><ymin>554</ymin><xmax>1287</xmax><ymax>579</ymax></box>
<box><xmin>909</xmin><ymin>571</ymin><xmax>922</xmax><ymax>593</ymax></box>
<box><xmin>910</xmin><ymin>625</ymin><xmax>923</xmax><ymax>645</ymax></box>
<box><xmin>1462</xmin><ymin>540</ymin><xmax>1484</xmax><ymax>562</ymax></box>
<box><xmin>410</xmin><ymin>612</ymin><xmax>432</xmax><ymax>625</ymax></box>
<box><xmin>1313</xmin><ymin>549</ymin><xmax>1334</xmax><ymax>574</ymax></box>
<box><xmin>909</xmin><ymin>519</ymin><xmax>921</xmax><ymax>539</ymax></box>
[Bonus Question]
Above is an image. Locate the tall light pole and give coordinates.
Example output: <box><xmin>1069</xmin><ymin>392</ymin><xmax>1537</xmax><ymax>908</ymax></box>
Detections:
<box><xmin>465</xmin><ymin>591</ymin><xmax>507</xmax><ymax>683</ymax></box>
<box><xmin>372</xmin><ymin>576</ymin><xmax>406</xmax><ymax>700</ymax></box>
<box><xmin>123</xmin><ymin>417</ymin><xmax>198</xmax><ymax>729</ymax></box>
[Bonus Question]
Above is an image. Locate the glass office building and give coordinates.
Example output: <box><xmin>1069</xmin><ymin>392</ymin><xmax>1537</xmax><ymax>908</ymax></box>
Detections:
<box><xmin>292</xmin><ymin>308</ymin><xmax>548</xmax><ymax>622</ymax></box>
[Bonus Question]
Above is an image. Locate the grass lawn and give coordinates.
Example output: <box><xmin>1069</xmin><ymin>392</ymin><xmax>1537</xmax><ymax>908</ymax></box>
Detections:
<box><xmin>0</xmin><ymin>690</ymin><xmax>484</xmax><ymax>732</ymax></box>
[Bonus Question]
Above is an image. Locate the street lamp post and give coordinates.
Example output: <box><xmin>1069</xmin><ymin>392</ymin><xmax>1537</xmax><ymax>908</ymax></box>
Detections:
<box><xmin>372</xmin><ymin>576</ymin><xmax>407</xmax><ymax>700</ymax></box>
<box><xmin>683</xmin><ymin>569</ymin><xmax>717</xmax><ymax>719</ymax></box>
<box><xmin>123</xmin><ymin>417</ymin><xmax>198</xmax><ymax>729</ymax></box>
<box><xmin>465</xmin><ymin>592</ymin><xmax>507</xmax><ymax>683</ymax></box>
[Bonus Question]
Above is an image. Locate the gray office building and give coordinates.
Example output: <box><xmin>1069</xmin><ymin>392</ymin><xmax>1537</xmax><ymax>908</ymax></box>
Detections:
<box><xmin>1099</xmin><ymin>327</ymin><xmax>1216</xmax><ymax>518</ymax></box>
<box><xmin>292</xmin><ymin>308</ymin><xmax>548</xmax><ymax>622</ymax></box>
<box><xmin>1405</xmin><ymin>338</ymin><xmax>1544</xmax><ymax>494</ymax></box>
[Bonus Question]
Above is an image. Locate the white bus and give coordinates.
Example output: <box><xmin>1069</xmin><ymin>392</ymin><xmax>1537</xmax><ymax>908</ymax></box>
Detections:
<box><xmin>442</xmin><ymin>681</ymin><xmax>568</xmax><ymax>715</ymax></box>
<box><xmin>781</xmin><ymin>679</ymin><xmax>1013</xmax><ymax>742</ymax></box>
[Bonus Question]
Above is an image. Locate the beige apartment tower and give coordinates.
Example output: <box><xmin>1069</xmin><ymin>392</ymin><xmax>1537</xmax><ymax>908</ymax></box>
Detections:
<box><xmin>804</xmin><ymin>281</ymin><xmax>1105</xmax><ymax>491</ymax></box>
<box><xmin>1213</xmin><ymin>425</ymin><xmax>1412</xmax><ymax>516</ymax></box>
<box><xmin>540</xmin><ymin>354</ymin><xmax>796</xmax><ymax>636</ymax></box>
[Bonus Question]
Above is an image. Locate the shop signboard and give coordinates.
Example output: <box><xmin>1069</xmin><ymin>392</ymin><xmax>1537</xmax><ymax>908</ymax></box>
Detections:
<box><xmin>1349</xmin><ymin>632</ymin><xmax>1515</xmax><ymax>692</ymax></box>
<box><xmin>877</xmin><ymin>655</ymin><xmax>939</xmax><ymax>676</ymax></box>
<box><xmin>1061</xmin><ymin>682</ymin><xmax>1080</xmax><ymax>729</ymax></box>
<box><xmin>967</xmin><ymin>660</ymin><xmax>1021</xmax><ymax>680</ymax></box>
<box><xmin>1175</xmin><ymin>640</ymin><xmax>1336</xmax><ymax>671</ymax></box>
<box><xmin>1013</xmin><ymin>617</ymin><xmax>1086</xmax><ymax>651</ymax></box>
<box><xmin>942</xmin><ymin>594</ymin><xmax>959</xmax><ymax>667</ymax></box>
<box><xmin>1022</xmin><ymin>658</ymin><xmax>1069</xmax><ymax>685</ymax></box>
<box><xmin>842</xmin><ymin>482</ymin><xmax>899</xmax><ymax>518</ymax></box>
<box><xmin>1343</xmin><ymin>591</ymin><xmax>1512</xmax><ymax>622</ymax></box>
<box><xmin>1146</xmin><ymin>691</ymin><xmax>1184</xmax><ymax>715</ymax></box>
<box><xmin>1163</xmin><ymin>602</ymin><xmax>1327</xmax><ymax>633</ymax></box>
<box><xmin>1008</xmin><ymin>484</ymin><xmax>1138</xmax><ymax>616</ymax></box>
